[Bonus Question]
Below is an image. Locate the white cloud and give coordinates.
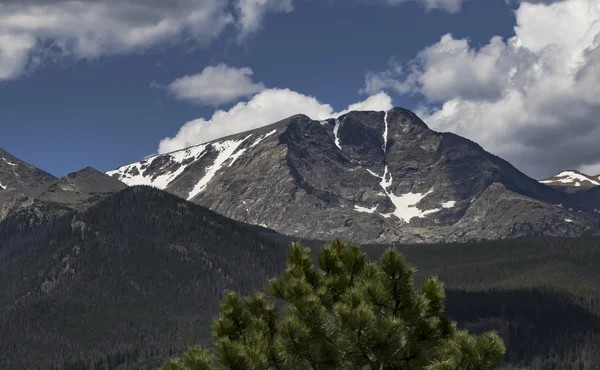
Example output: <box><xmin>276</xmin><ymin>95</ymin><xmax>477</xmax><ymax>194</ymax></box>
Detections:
<box><xmin>236</xmin><ymin>0</ymin><xmax>293</xmax><ymax>39</ymax></box>
<box><xmin>167</xmin><ymin>64</ymin><xmax>266</xmax><ymax>105</ymax></box>
<box><xmin>376</xmin><ymin>0</ymin><xmax>465</xmax><ymax>13</ymax></box>
<box><xmin>364</xmin><ymin>0</ymin><xmax>600</xmax><ymax>179</ymax></box>
<box><xmin>0</xmin><ymin>0</ymin><xmax>304</xmax><ymax>81</ymax></box>
<box><xmin>158</xmin><ymin>90</ymin><xmax>393</xmax><ymax>153</ymax></box>
<box><xmin>0</xmin><ymin>33</ymin><xmax>37</xmax><ymax>79</ymax></box>
<box><xmin>0</xmin><ymin>0</ymin><xmax>233</xmax><ymax>80</ymax></box>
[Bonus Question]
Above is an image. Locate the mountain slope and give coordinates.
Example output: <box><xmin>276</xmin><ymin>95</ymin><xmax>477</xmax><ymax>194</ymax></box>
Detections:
<box><xmin>0</xmin><ymin>186</ymin><xmax>288</xmax><ymax>369</ymax></box>
<box><xmin>36</xmin><ymin>166</ymin><xmax>127</xmax><ymax>210</ymax></box>
<box><xmin>108</xmin><ymin>108</ymin><xmax>595</xmax><ymax>243</ymax></box>
<box><xmin>1</xmin><ymin>161</ymin><xmax>126</xmax><ymax>225</ymax></box>
<box><xmin>0</xmin><ymin>148</ymin><xmax>57</xmax><ymax>193</ymax></box>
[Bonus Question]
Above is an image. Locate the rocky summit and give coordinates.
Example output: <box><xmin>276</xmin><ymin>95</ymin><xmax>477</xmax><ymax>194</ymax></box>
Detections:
<box><xmin>107</xmin><ymin>108</ymin><xmax>597</xmax><ymax>243</ymax></box>
<box><xmin>539</xmin><ymin>170</ymin><xmax>600</xmax><ymax>192</ymax></box>
<box><xmin>0</xmin><ymin>156</ymin><xmax>126</xmax><ymax>224</ymax></box>
<box><xmin>0</xmin><ymin>149</ymin><xmax>57</xmax><ymax>221</ymax></box>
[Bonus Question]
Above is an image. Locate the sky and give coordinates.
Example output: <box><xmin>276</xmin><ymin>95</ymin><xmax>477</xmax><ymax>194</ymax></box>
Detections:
<box><xmin>0</xmin><ymin>0</ymin><xmax>599</xmax><ymax>180</ymax></box>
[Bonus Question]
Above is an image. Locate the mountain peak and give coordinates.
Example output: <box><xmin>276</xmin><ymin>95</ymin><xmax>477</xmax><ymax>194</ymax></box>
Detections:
<box><xmin>539</xmin><ymin>170</ymin><xmax>600</xmax><ymax>189</ymax></box>
<box><xmin>106</xmin><ymin>109</ymin><xmax>590</xmax><ymax>243</ymax></box>
<box><xmin>0</xmin><ymin>148</ymin><xmax>57</xmax><ymax>193</ymax></box>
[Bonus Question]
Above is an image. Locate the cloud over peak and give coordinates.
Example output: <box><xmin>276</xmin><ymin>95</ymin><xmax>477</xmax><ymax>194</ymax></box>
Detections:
<box><xmin>158</xmin><ymin>89</ymin><xmax>393</xmax><ymax>154</ymax></box>
<box><xmin>364</xmin><ymin>0</ymin><xmax>600</xmax><ymax>178</ymax></box>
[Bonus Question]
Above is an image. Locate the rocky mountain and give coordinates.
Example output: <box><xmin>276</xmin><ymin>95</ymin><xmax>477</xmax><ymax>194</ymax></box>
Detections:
<box><xmin>36</xmin><ymin>166</ymin><xmax>127</xmax><ymax>211</ymax></box>
<box><xmin>0</xmin><ymin>149</ymin><xmax>58</xmax><ymax>220</ymax></box>
<box><xmin>0</xmin><ymin>148</ymin><xmax>57</xmax><ymax>193</ymax></box>
<box><xmin>540</xmin><ymin>170</ymin><xmax>600</xmax><ymax>192</ymax></box>
<box><xmin>107</xmin><ymin>108</ymin><xmax>597</xmax><ymax>244</ymax></box>
<box><xmin>0</xmin><ymin>151</ymin><xmax>126</xmax><ymax>223</ymax></box>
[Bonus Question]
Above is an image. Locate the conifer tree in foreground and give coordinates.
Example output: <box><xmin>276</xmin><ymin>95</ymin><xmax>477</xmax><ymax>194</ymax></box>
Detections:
<box><xmin>160</xmin><ymin>240</ymin><xmax>505</xmax><ymax>370</ymax></box>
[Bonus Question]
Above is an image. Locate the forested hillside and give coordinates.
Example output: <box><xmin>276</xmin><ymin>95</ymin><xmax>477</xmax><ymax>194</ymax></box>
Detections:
<box><xmin>2</xmin><ymin>187</ymin><xmax>600</xmax><ymax>369</ymax></box>
<box><xmin>0</xmin><ymin>186</ymin><xmax>288</xmax><ymax>369</ymax></box>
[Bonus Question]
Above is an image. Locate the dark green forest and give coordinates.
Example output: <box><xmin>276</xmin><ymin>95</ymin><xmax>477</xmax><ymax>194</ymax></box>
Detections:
<box><xmin>2</xmin><ymin>186</ymin><xmax>600</xmax><ymax>369</ymax></box>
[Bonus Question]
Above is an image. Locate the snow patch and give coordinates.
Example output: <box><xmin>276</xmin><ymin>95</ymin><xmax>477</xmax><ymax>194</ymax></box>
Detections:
<box><xmin>384</xmin><ymin>190</ymin><xmax>441</xmax><ymax>222</ymax></box>
<box><xmin>565</xmin><ymin>218</ymin><xmax>573</xmax><ymax>223</ymax></box>
<box><xmin>0</xmin><ymin>182</ymin><xmax>6</xmax><ymax>190</ymax></box>
<box><xmin>367</xmin><ymin>166</ymin><xmax>442</xmax><ymax>223</ymax></box>
<box><xmin>188</xmin><ymin>136</ymin><xmax>251</xmax><ymax>200</ymax></box>
<box><xmin>354</xmin><ymin>204</ymin><xmax>378</xmax><ymax>214</ymax></box>
<box><xmin>333</xmin><ymin>119</ymin><xmax>342</xmax><ymax>150</ymax></box>
<box><xmin>2</xmin><ymin>158</ymin><xmax>15</xmax><ymax>166</ymax></box>
<box><xmin>250</xmin><ymin>129</ymin><xmax>277</xmax><ymax>148</ymax></box>
<box><xmin>441</xmin><ymin>200</ymin><xmax>456</xmax><ymax>209</ymax></box>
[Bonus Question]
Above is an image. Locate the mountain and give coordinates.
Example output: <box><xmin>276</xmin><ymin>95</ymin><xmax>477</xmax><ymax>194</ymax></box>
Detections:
<box><xmin>0</xmin><ymin>148</ymin><xmax>58</xmax><ymax>220</ymax></box>
<box><xmin>540</xmin><ymin>170</ymin><xmax>600</xmax><ymax>191</ymax></box>
<box><xmin>36</xmin><ymin>166</ymin><xmax>127</xmax><ymax>210</ymax></box>
<box><xmin>107</xmin><ymin>108</ymin><xmax>596</xmax><ymax>243</ymax></box>
<box><xmin>0</xmin><ymin>148</ymin><xmax>57</xmax><ymax>193</ymax></box>
<box><xmin>0</xmin><ymin>155</ymin><xmax>126</xmax><ymax>224</ymax></box>
<box><xmin>0</xmin><ymin>186</ymin><xmax>288</xmax><ymax>369</ymax></box>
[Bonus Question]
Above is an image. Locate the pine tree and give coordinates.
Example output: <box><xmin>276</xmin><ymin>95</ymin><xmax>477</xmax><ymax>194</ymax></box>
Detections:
<box><xmin>160</xmin><ymin>240</ymin><xmax>505</xmax><ymax>369</ymax></box>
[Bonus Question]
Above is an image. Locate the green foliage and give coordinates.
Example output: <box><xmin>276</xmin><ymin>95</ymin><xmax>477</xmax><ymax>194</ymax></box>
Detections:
<box><xmin>161</xmin><ymin>240</ymin><xmax>505</xmax><ymax>369</ymax></box>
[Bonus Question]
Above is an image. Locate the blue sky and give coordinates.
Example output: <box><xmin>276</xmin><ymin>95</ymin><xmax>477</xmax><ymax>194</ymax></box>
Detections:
<box><xmin>1</xmin><ymin>0</ymin><xmax>599</xmax><ymax>179</ymax></box>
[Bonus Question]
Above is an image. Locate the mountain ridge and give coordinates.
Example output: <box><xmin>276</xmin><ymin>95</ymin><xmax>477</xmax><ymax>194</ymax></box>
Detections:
<box><xmin>106</xmin><ymin>108</ymin><xmax>597</xmax><ymax>243</ymax></box>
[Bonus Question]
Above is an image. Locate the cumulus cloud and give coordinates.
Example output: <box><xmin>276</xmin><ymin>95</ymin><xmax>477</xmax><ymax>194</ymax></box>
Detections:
<box><xmin>0</xmin><ymin>0</ymin><xmax>233</xmax><ymax>80</ymax></box>
<box><xmin>166</xmin><ymin>64</ymin><xmax>265</xmax><ymax>105</ymax></box>
<box><xmin>0</xmin><ymin>0</ymin><xmax>301</xmax><ymax>81</ymax></box>
<box><xmin>363</xmin><ymin>0</ymin><xmax>600</xmax><ymax>179</ymax></box>
<box><xmin>236</xmin><ymin>0</ymin><xmax>293</xmax><ymax>39</ymax></box>
<box><xmin>158</xmin><ymin>90</ymin><xmax>393</xmax><ymax>153</ymax></box>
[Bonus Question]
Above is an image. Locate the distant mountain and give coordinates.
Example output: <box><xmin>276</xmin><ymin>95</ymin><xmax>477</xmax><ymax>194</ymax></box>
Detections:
<box><xmin>107</xmin><ymin>108</ymin><xmax>596</xmax><ymax>243</ymax></box>
<box><xmin>0</xmin><ymin>148</ymin><xmax>56</xmax><ymax>193</ymax></box>
<box><xmin>0</xmin><ymin>151</ymin><xmax>126</xmax><ymax>223</ymax></box>
<box><xmin>0</xmin><ymin>186</ymin><xmax>288</xmax><ymax>369</ymax></box>
<box><xmin>0</xmin><ymin>148</ymin><xmax>57</xmax><ymax>220</ymax></box>
<box><xmin>540</xmin><ymin>170</ymin><xmax>600</xmax><ymax>191</ymax></box>
<box><xmin>36</xmin><ymin>166</ymin><xmax>127</xmax><ymax>210</ymax></box>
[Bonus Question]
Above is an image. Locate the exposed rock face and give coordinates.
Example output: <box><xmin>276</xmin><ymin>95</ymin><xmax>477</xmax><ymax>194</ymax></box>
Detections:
<box><xmin>0</xmin><ymin>151</ymin><xmax>126</xmax><ymax>223</ymax></box>
<box><xmin>0</xmin><ymin>149</ymin><xmax>57</xmax><ymax>194</ymax></box>
<box><xmin>36</xmin><ymin>167</ymin><xmax>127</xmax><ymax>211</ymax></box>
<box><xmin>0</xmin><ymin>149</ymin><xmax>57</xmax><ymax>222</ymax></box>
<box><xmin>107</xmin><ymin>108</ymin><xmax>597</xmax><ymax>243</ymax></box>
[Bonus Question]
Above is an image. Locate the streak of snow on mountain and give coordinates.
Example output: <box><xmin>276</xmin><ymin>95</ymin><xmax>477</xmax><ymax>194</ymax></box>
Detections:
<box><xmin>250</xmin><ymin>129</ymin><xmax>277</xmax><ymax>148</ymax></box>
<box><xmin>187</xmin><ymin>135</ymin><xmax>252</xmax><ymax>200</ymax></box>
<box><xmin>107</xmin><ymin>145</ymin><xmax>208</xmax><ymax>189</ymax></box>
<box><xmin>333</xmin><ymin>119</ymin><xmax>342</xmax><ymax>150</ymax></box>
